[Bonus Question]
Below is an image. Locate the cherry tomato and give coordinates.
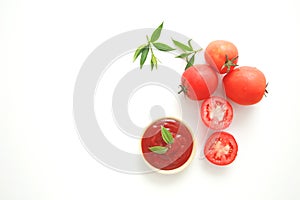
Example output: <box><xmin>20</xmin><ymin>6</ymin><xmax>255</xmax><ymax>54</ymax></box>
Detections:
<box><xmin>179</xmin><ymin>64</ymin><xmax>218</xmax><ymax>100</ymax></box>
<box><xmin>201</xmin><ymin>96</ymin><xmax>233</xmax><ymax>130</ymax></box>
<box><xmin>223</xmin><ymin>66</ymin><xmax>267</xmax><ymax>105</ymax></box>
<box><xmin>204</xmin><ymin>131</ymin><xmax>238</xmax><ymax>166</ymax></box>
<box><xmin>204</xmin><ymin>40</ymin><xmax>239</xmax><ymax>74</ymax></box>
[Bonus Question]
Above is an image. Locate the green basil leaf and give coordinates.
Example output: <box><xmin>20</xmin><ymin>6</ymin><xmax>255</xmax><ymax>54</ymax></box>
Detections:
<box><xmin>185</xmin><ymin>54</ymin><xmax>195</xmax><ymax>70</ymax></box>
<box><xmin>151</xmin><ymin>54</ymin><xmax>157</xmax><ymax>70</ymax></box>
<box><xmin>188</xmin><ymin>39</ymin><xmax>193</xmax><ymax>49</ymax></box>
<box><xmin>148</xmin><ymin>146</ymin><xmax>168</xmax><ymax>154</ymax></box>
<box><xmin>150</xmin><ymin>58</ymin><xmax>154</xmax><ymax>70</ymax></box>
<box><xmin>140</xmin><ymin>45</ymin><xmax>149</xmax><ymax>68</ymax></box>
<box><xmin>153</xmin><ymin>42</ymin><xmax>175</xmax><ymax>51</ymax></box>
<box><xmin>176</xmin><ymin>52</ymin><xmax>192</xmax><ymax>58</ymax></box>
<box><xmin>133</xmin><ymin>44</ymin><xmax>147</xmax><ymax>62</ymax></box>
<box><xmin>150</xmin><ymin>22</ymin><xmax>163</xmax><ymax>42</ymax></box>
<box><xmin>172</xmin><ymin>39</ymin><xmax>193</xmax><ymax>52</ymax></box>
<box><xmin>189</xmin><ymin>54</ymin><xmax>195</xmax><ymax>65</ymax></box>
<box><xmin>185</xmin><ymin>62</ymin><xmax>193</xmax><ymax>70</ymax></box>
<box><xmin>161</xmin><ymin>126</ymin><xmax>174</xmax><ymax>144</ymax></box>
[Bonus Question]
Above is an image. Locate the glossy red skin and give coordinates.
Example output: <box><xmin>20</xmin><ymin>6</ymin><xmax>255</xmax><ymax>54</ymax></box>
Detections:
<box><xmin>181</xmin><ymin>64</ymin><xmax>218</xmax><ymax>100</ymax></box>
<box><xmin>204</xmin><ymin>40</ymin><xmax>238</xmax><ymax>74</ymax></box>
<box><xmin>204</xmin><ymin>131</ymin><xmax>238</xmax><ymax>166</ymax></box>
<box><xmin>223</xmin><ymin>66</ymin><xmax>266</xmax><ymax>105</ymax></box>
<box><xmin>201</xmin><ymin>96</ymin><xmax>233</xmax><ymax>130</ymax></box>
<box><xmin>141</xmin><ymin>118</ymin><xmax>194</xmax><ymax>171</ymax></box>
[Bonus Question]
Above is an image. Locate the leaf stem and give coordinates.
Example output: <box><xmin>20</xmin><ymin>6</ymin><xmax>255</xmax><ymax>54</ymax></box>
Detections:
<box><xmin>146</xmin><ymin>35</ymin><xmax>154</xmax><ymax>57</ymax></box>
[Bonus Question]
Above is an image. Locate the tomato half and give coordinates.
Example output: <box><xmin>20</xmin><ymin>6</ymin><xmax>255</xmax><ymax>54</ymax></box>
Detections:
<box><xmin>204</xmin><ymin>40</ymin><xmax>239</xmax><ymax>74</ymax></box>
<box><xmin>223</xmin><ymin>66</ymin><xmax>267</xmax><ymax>105</ymax></box>
<box><xmin>180</xmin><ymin>64</ymin><xmax>218</xmax><ymax>100</ymax></box>
<box><xmin>204</xmin><ymin>131</ymin><xmax>238</xmax><ymax>166</ymax></box>
<box><xmin>201</xmin><ymin>96</ymin><xmax>233</xmax><ymax>130</ymax></box>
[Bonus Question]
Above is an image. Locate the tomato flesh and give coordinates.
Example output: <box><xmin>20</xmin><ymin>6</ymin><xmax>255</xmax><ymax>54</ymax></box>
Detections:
<box><xmin>141</xmin><ymin>118</ymin><xmax>194</xmax><ymax>171</ymax></box>
<box><xmin>201</xmin><ymin>96</ymin><xmax>233</xmax><ymax>130</ymax></box>
<box><xmin>204</xmin><ymin>132</ymin><xmax>238</xmax><ymax>166</ymax></box>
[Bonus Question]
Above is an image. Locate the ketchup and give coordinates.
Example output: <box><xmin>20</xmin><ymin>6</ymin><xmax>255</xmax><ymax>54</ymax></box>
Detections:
<box><xmin>141</xmin><ymin>118</ymin><xmax>194</xmax><ymax>171</ymax></box>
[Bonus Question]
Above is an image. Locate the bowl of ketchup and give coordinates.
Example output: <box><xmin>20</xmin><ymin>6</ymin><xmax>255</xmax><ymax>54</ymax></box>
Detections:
<box><xmin>141</xmin><ymin>117</ymin><xmax>195</xmax><ymax>174</ymax></box>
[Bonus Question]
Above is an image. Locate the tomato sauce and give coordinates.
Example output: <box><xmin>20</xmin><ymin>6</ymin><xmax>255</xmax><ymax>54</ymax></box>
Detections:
<box><xmin>141</xmin><ymin>118</ymin><xmax>194</xmax><ymax>171</ymax></box>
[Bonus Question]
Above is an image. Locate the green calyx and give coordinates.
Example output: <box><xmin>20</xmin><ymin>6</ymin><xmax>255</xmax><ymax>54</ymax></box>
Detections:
<box><xmin>221</xmin><ymin>55</ymin><xmax>239</xmax><ymax>73</ymax></box>
<box><xmin>178</xmin><ymin>84</ymin><xmax>188</xmax><ymax>95</ymax></box>
<box><xmin>264</xmin><ymin>82</ymin><xmax>269</xmax><ymax>97</ymax></box>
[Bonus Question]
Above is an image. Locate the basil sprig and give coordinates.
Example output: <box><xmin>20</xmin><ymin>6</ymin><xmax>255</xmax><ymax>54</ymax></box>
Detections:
<box><xmin>172</xmin><ymin>38</ymin><xmax>202</xmax><ymax>70</ymax></box>
<box><xmin>133</xmin><ymin>22</ymin><xmax>175</xmax><ymax>70</ymax></box>
<box><xmin>133</xmin><ymin>22</ymin><xmax>203</xmax><ymax>70</ymax></box>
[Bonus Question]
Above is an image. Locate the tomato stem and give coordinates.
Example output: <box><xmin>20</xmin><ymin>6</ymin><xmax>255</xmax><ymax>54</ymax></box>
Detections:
<box><xmin>146</xmin><ymin>35</ymin><xmax>153</xmax><ymax>53</ymax></box>
<box><xmin>221</xmin><ymin>55</ymin><xmax>239</xmax><ymax>73</ymax></box>
<box><xmin>264</xmin><ymin>82</ymin><xmax>269</xmax><ymax>97</ymax></box>
<box><xmin>178</xmin><ymin>85</ymin><xmax>188</xmax><ymax>95</ymax></box>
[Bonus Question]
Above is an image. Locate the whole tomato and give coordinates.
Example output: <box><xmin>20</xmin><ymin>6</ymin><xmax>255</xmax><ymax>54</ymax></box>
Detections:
<box><xmin>179</xmin><ymin>64</ymin><xmax>218</xmax><ymax>100</ymax></box>
<box><xmin>204</xmin><ymin>40</ymin><xmax>239</xmax><ymax>74</ymax></box>
<box><xmin>223</xmin><ymin>66</ymin><xmax>267</xmax><ymax>105</ymax></box>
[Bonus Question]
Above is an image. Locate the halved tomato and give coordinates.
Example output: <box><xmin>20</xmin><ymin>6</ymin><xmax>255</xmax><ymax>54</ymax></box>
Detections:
<box><xmin>201</xmin><ymin>96</ymin><xmax>233</xmax><ymax>130</ymax></box>
<box><xmin>204</xmin><ymin>131</ymin><xmax>238</xmax><ymax>166</ymax></box>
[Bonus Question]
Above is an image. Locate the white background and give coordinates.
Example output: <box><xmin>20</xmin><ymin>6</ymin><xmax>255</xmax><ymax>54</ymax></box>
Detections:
<box><xmin>1</xmin><ymin>0</ymin><xmax>300</xmax><ymax>199</ymax></box>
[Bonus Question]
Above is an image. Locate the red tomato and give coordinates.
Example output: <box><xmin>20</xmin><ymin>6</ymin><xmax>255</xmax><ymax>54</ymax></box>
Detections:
<box><xmin>179</xmin><ymin>64</ymin><xmax>218</xmax><ymax>100</ymax></box>
<box><xmin>223</xmin><ymin>66</ymin><xmax>267</xmax><ymax>105</ymax></box>
<box><xmin>201</xmin><ymin>96</ymin><xmax>233</xmax><ymax>130</ymax></box>
<box><xmin>204</xmin><ymin>40</ymin><xmax>239</xmax><ymax>74</ymax></box>
<box><xmin>204</xmin><ymin>131</ymin><xmax>238</xmax><ymax>166</ymax></box>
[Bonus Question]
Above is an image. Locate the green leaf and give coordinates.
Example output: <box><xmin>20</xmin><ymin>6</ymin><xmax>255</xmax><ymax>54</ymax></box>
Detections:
<box><xmin>185</xmin><ymin>54</ymin><xmax>195</xmax><ymax>70</ymax></box>
<box><xmin>185</xmin><ymin>62</ymin><xmax>193</xmax><ymax>70</ymax></box>
<box><xmin>161</xmin><ymin>126</ymin><xmax>174</xmax><ymax>144</ymax></box>
<box><xmin>189</xmin><ymin>54</ymin><xmax>195</xmax><ymax>65</ymax></box>
<box><xmin>188</xmin><ymin>39</ymin><xmax>193</xmax><ymax>49</ymax></box>
<box><xmin>152</xmin><ymin>42</ymin><xmax>175</xmax><ymax>51</ymax></box>
<box><xmin>133</xmin><ymin>44</ymin><xmax>147</xmax><ymax>62</ymax></box>
<box><xmin>150</xmin><ymin>57</ymin><xmax>154</xmax><ymax>70</ymax></box>
<box><xmin>176</xmin><ymin>52</ymin><xmax>192</xmax><ymax>58</ymax></box>
<box><xmin>140</xmin><ymin>45</ymin><xmax>149</xmax><ymax>68</ymax></box>
<box><xmin>150</xmin><ymin>22</ymin><xmax>163</xmax><ymax>42</ymax></box>
<box><xmin>148</xmin><ymin>146</ymin><xmax>168</xmax><ymax>154</ymax></box>
<box><xmin>172</xmin><ymin>39</ymin><xmax>193</xmax><ymax>52</ymax></box>
<box><xmin>151</xmin><ymin>54</ymin><xmax>157</xmax><ymax>70</ymax></box>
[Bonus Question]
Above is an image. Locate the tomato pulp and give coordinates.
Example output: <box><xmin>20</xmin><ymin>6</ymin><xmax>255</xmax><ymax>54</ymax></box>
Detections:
<box><xmin>141</xmin><ymin>118</ymin><xmax>194</xmax><ymax>171</ymax></box>
<box><xmin>201</xmin><ymin>96</ymin><xmax>233</xmax><ymax>130</ymax></box>
<box><xmin>204</xmin><ymin>132</ymin><xmax>238</xmax><ymax>166</ymax></box>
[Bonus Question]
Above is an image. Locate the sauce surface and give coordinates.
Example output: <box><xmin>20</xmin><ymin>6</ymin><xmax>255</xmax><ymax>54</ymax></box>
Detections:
<box><xmin>141</xmin><ymin>118</ymin><xmax>194</xmax><ymax>171</ymax></box>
